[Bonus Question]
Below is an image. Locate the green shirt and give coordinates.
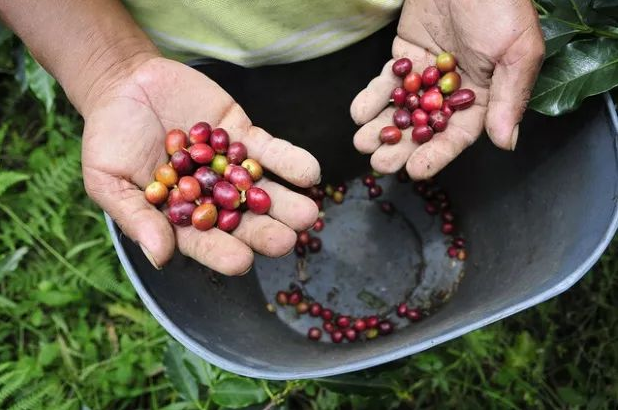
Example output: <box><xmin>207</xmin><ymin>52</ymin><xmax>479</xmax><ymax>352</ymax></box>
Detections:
<box><xmin>123</xmin><ymin>0</ymin><xmax>402</xmax><ymax>66</ymax></box>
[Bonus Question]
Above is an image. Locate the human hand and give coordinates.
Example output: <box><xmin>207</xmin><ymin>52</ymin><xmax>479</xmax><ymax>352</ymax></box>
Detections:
<box><xmin>82</xmin><ymin>57</ymin><xmax>321</xmax><ymax>275</ymax></box>
<box><xmin>350</xmin><ymin>0</ymin><xmax>545</xmax><ymax>179</ymax></box>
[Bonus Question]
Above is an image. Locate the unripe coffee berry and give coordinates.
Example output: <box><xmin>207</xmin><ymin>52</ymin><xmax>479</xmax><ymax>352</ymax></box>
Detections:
<box><xmin>155</xmin><ymin>163</ymin><xmax>178</xmax><ymax>188</ymax></box>
<box><xmin>145</xmin><ymin>181</ymin><xmax>168</xmax><ymax>205</ymax></box>
<box><xmin>438</xmin><ymin>72</ymin><xmax>461</xmax><ymax>94</ymax></box>
<box><xmin>211</xmin><ymin>154</ymin><xmax>229</xmax><ymax>175</ymax></box>
<box><xmin>241</xmin><ymin>159</ymin><xmax>263</xmax><ymax>181</ymax></box>
<box><xmin>436</xmin><ymin>52</ymin><xmax>457</xmax><ymax>73</ymax></box>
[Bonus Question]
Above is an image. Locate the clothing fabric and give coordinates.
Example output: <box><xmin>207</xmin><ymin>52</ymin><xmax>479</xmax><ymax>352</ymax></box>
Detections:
<box><xmin>122</xmin><ymin>0</ymin><xmax>402</xmax><ymax>66</ymax></box>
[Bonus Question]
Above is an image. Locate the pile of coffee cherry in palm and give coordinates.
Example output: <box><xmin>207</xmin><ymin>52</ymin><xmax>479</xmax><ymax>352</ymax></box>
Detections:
<box><xmin>382</xmin><ymin>52</ymin><xmax>476</xmax><ymax>145</ymax></box>
<box><xmin>144</xmin><ymin>122</ymin><xmax>271</xmax><ymax>232</ymax></box>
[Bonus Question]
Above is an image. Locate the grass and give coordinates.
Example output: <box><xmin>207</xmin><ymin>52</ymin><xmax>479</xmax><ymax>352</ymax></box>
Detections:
<box><xmin>2</xmin><ymin>26</ymin><xmax>618</xmax><ymax>410</ymax></box>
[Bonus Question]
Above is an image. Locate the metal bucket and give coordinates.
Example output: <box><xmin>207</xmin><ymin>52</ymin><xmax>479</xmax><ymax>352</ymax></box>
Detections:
<box><xmin>106</xmin><ymin>24</ymin><xmax>618</xmax><ymax>380</ymax></box>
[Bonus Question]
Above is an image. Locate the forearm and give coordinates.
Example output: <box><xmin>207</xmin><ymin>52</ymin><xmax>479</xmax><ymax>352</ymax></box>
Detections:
<box><xmin>0</xmin><ymin>0</ymin><xmax>159</xmax><ymax>115</ymax></box>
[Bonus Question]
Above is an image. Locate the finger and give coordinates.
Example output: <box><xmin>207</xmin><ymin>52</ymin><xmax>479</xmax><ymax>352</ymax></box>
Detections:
<box><xmin>135</xmin><ymin>60</ymin><xmax>320</xmax><ymax>188</ymax></box>
<box><xmin>349</xmin><ymin>39</ymin><xmax>434</xmax><ymax>125</ymax></box>
<box><xmin>83</xmin><ymin>168</ymin><xmax>175</xmax><ymax>269</ymax></box>
<box><xmin>254</xmin><ymin>179</ymin><xmax>319</xmax><ymax>231</ymax></box>
<box><xmin>232</xmin><ymin>213</ymin><xmax>297</xmax><ymax>258</ymax></box>
<box><xmin>371</xmin><ymin>132</ymin><xmax>417</xmax><ymax>174</ymax></box>
<box><xmin>485</xmin><ymin>23</ymin><xmax>545</xmax><ymax>150</ymax></box>
<box><xmin>406</xmin><ymin>105</ymin><xmax>485</xmax><ymax>180</ymax></box>
<box><xmin>353</xmin><ymin>107</ymin><xmax>397</xmax><ymax>153</ymax></box>
<box><xmin>175</xmin><ymin>225</ymin><xmax>254</xmax><ymax>276</ymax></box>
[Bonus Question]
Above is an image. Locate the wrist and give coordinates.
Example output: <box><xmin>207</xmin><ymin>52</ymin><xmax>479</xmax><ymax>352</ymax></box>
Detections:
<box><xmin>69</xmin><ymin>36</ymin><xmax>160</xmax><ymax>116</ymax></box>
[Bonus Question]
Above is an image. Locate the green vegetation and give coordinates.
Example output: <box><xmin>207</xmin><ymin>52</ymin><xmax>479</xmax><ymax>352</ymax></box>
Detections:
<box><xmin>2</xmin><ymin>2</ymin><xmax>618</xmax><ymax>408</ymax></box>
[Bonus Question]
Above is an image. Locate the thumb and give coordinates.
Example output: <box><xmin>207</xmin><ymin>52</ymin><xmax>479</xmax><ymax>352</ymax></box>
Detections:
<box><xmin>485</xmin><ymin>24</ymin><xmax>545</xmax><ymax>150</ymax></box>
<box><xmin>84</xmin><ymin>167</ymin><xmax>175</xmax><ymax>269</ymax></box>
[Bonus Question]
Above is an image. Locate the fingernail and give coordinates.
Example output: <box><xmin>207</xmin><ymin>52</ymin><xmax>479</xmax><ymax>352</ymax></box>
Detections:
<box><xmin>240</xmin><ymin>265</ymin><xmax>253</xmax><ymax>276</ymax></box>
<box><xmin>139</xmin><ymin>243</ymin><xmax>162</xmax><ymax>270</ymax></box>
<box><xmin>283</xmin><ymin>247</ymin><xmax>295</xmax><ymax>257</ymax></box>
<box><xmin>510</xmin><ymin>124</ymin><xmax>519</xmax><ymax>151</ymax></box>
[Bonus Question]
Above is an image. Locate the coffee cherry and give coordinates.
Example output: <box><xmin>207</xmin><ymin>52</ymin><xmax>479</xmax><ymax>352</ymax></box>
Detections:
<box><xmin>313</xmin><ymin>218</ymin><xmax>324</xmax><ymax>232</ymax></box>
<box><xmin>457</xmin><ymin>249</ymin><xmax>467</xmax><ymax>261</ymax></box>
<box><xmin>165</xmin><ymin>129</ymin><xmax>188</xmax><ymax>155</ymax></box>
<box><xmin>344</xmin><ymin>328</ymin><xmax>358</xmax><ymax>342</ymax></box>
<box><xmin>296</xmin><ymin>301</ymin><xmax>310</xmax><ymax>314</ymax></box>
<box><xmin>353</xmin><ymin>318</ymin><xmax>367</xmax><ymax>332</ymax></box>
<box><xmin>453</xmin><ymin>237</ymin><xmax>465</xmax><ymax>248</ymax></box>
<box><xmin>448</xmin><ymin>89</ymin><xmax>476</xmax><ymax>110</ymax></box>
<box><xmin>421</xmin><ymin>66</ymin><xmax>441</xmax><ymax>87</ymax></box>
<box><xmin>167</xmin><ymin>188</ymin><xmax>184</xmax><ymax>207</ymax></box>
<box><xmin>362</xmin><ymin>175</ymin><xmax>376</xmax><ymax>187</ymax></box>
<box><xmin>308</xmin><ymin>237</ymin><xmax>322</xmax><ymax>253</ymax></box>
<box><xmin>189</xmin><ymin>122</ymin><xmax>212</xmax><ymax>144</ymax></box>
<box><xmin>332</xmin><ymin>191</ymin><xmax>344</xmax><ymax>204</ymax></box>
<box><xmin>420</xmin><ymin>91</ymin><xmax>443</xmax><ymax>112</ymax></box>
<box><xmin>377</xmin><ymin>320</ymin><xmax>394</xmax><ymax>335</ymax></box>
<box><xmin>309</xmin><ymin>302</ymin><xmax>322</xmax><ymax>317</ymax></box>
<box><xmin>405</xmin><ymin>93</ymin><xmax>420</xmax><ymax>111</ymax></box>
<box><xmin>365</xmin><ymin>316</ymin><xmax>379</xmax><ymax>329</ymax></box>
<box><xmin>217</xmin><ymin>209</ymin><xmax>242</xmax><ymax>232</ymax></box>
<box><xmin>392</xmin><ymin>57</ymin><xmax>412</xmax><ymax>77</ymax></box>
<box><xmin>167</xmin><ymin>201</ymin><xmax>197</xmax><ymax>226</ymax></box>
<box><xmin>391</xmin><ymin>87</ymin><xmax>407</xmax><ymax>107</ymax></box>
<box><xmin>441</xmin><ymin>222</ymin><xmax>455</xmax><ymax>234</ymax></box>
<box><xmin>425</xmin><ymin>202</ymin><xmax>438</xmax><ymax>215</ymax></box>
<box><xmin>380</xmin><ymin>126</ymin><xmax>402</xmax><ymax>145</ymax></box>
<box><xmin>442</xmin><ymin>100</ymin><xmax>454</xmax><ymax>118</ymax></box>
<box><xmin>336</xmin><ymin>315</ymin><xmax>351</xmax><ymax>329</ymax></box>
<box><xmin>436</xmin><ymin>52</ymin><xmax>457</xmax><ymax>73</ymax></box>
<box><xmin>428</xmin><ymin>110</ymin><xmax>449</xmax><ymax>132</ymax></box>
<box><xmin>308</xmin><ymin>327</ymin><xmax>322</xmax><ymax>341</ymax></box>
<box><xmin>321</xmin><ymin>309</ymin><xmax>334</xmax><ymax>321</ymax></box>
<box><xmin>442</xmin><ymin>210</ymin><xmax>455</xmax><ymax>222</ymax></box>
<box><xmin>213</xmin><ymin>181</ymin><xmax>241</xmax><ymax>210</ymax></box>
<box><xmin>210</xmin><ymin>128</ymin><xmax>230</xmax><ymax>153</ymax></box>
<box><xmin>155</xmin><ymin>163</ymin><xmax>178</xmax><ymax>188</ymax></box>
<box><xmin>295</xmin><ymin>244</ymin><xmax>306</xmax><ymax>257</ymax></box>
<box><xmin>246</xmin><ymin>187</ymin><xmax>271</xmax><ymax>214</ymax></box>
<box><xmin>368</xmin><ymin>185</ymin><xmax>383</xmax><ymax>199</ymax></box>
<box><xmin>241</xmin><ymin>158</ymin><xmax>264</xmax><ymax>181</ymax></box>
<box><xmin>191</xmin><ymin>203</ymin><xmax>218</xmax><ymax>231</ymax></box>
<box><xmin>297</xmin><ymin>231</ymin><xmax>311</xmax><ymax>246</ymax></box>
<box><xmin>366</xmin><ymin>328</ymin><xmax>379</xmax><ymax>339</ymax></box>
<box><xmin>412</xmin><ymin>125</ymin><xmax>434</xmax><ymax>144</ymax></box>
<box><xmin>403</xmin><ymin>72</ymin><xmax>422</xmax><ymax>93</ymax></box>
<box><xmin>193</xmin><ymin>166</ymin><xmax>222</xmax><ymax>193</ymax></box>
<box><xmin>380</xmin><ymin>201</ymin><xmax>395</xmax><ymax>215</ymax></box>
<box><xmin>447</xmin><ymin>246</ymin><xmax>458</xmax><ymax>258</ymax></box>
<box><xmin>323</xmin><ymin>321</ymin><xmax>335</xmax><ymax>333</ymax></box>
<box><xmin>170</xmin><ymin>150</ymin><xmax>194</xmax><ymax>176</ymax></box>
<box><xmin>145</xmin><ymin>181</ymin><xmax>168</xmax><ymax>205</ymax></box>
<box><xmin>227</xmin><ymin>142</ymin><xmax>248</xmax><ymax>165</ymax></box>
<box><xmin>227</xmin><ymin>166</ymin><xmax>253</xmax><ymax>191</ymax></box>
<box><xmin>190</xmin><ymin>143</ymin><xmax>215</xmax><ymax>164</ymax></box>
<box><xmin>411</xmin><ymin>109</ymin><xmax>429</xmax><ymax>127</ymax></box>
<box><xmin>438</xmin><ymin>72</ymin><xmax>461</xmax><ymax>94</ymax></box>
<box><xmin>324</xmin><ymin>184</ymin><xmax>335</xmax><ymax>197</ymax></box>
<box><xmin>211</xmin><ymin>154</ymin><xmax>229</xmax><ymax>175</ymax></box>
<box><xmin>288</xmin><ymin>290</ymin><xmax>302</xmax><ymax>305</ymax></box>
<box><xmin>393</xmin><ymin>109</ymin><xmax>412</xmax><ymax>129</ymax></box>
<box><xmin>396</xmin><ymin>302</ymin><xmax>408</xmax><ymax>317</ymax></box>
<box><xmin>406</xmin><ymin>308</ymin><xmax>422</xmax><ymax>322</ymax></box>
<box><xmin>331</xmin><ymin>330</ymin><xmax>344</xmax><ymax>343</ymax></box>
<box><xmin>276</xmin><ymin>291</ymin><xmax>288</xmax><ymax>305</ymax></box>
<box><xmin>336</xmin><ymin>184</ymin><xmax>347</xmax><ymax>194</ymax></box>
<box><xmin>178</xmin><ymin>176</ymin><xmax>201</xmax><ymax>202</ymax></box>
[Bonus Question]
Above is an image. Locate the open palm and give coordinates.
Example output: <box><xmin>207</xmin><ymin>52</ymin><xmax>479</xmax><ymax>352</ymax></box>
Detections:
<box><xmin>351</xmin><ymin>0</ymin><xmax>544</xmax><ymax>179</ymax></box>
<box><xmin>82</xmin><ymin>57</ymin><xmax>321</xmax><ymax>275</ymax></box>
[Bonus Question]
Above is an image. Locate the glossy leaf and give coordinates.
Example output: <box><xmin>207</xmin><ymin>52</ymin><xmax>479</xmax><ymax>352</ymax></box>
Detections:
<box><xmin>24</xmin><ymin>52</ymin><xmax>56</xmax><ymax>112</ymax></box>
<box><xmin>540</xmin><ymin>18</ymin><xmax>580</xmax><ymax>58</ymax></box>
<box><xmin>0</xmin><ymin>171</ymin><xmax>29</xmax><ymax>196</ymax></box>
<box><xmin>530</xmin><ymin>38</ymin><xmax>618</xmax><ymax>115</ymax></box>
<box><xmin>164</xmin><ymin>343</ymin><xmax>199</xmax><ymax>403</ymax></box>
<box><xmin>209</xmin><ymin>377</ymin><xmax>268</xmax><ymax>408</ymax></box>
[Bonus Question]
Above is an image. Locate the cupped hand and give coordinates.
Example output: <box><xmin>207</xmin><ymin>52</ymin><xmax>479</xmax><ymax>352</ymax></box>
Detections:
<box><xmin>82</xmin><ymin>57</ymin><xmax>321</xmax><ymax>275</ymax></box>
<box><xmin>351</xmin><ymin>0</ymin><xmax>545</xmax><ymax>179</ymax></box>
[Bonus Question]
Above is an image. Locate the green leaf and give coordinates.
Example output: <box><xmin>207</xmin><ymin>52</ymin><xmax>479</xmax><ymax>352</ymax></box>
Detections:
<box><xmin>182</xmin><ymin>349</ymin><xmax>220</xmax><ymax>387</ymax></box>
<box><xmin>530</xmin><ymin>38</ymin><xmax>618</xmax><ymax>115</ymax></box>
<box><xmin>557</xmin><ymin>386</ymin><xmax>587</xmax><ymax>405</ymax></box>
<box><xmin>209</xmin><ymin>377</ymin><xmax>268</xmax><ymax>408</ymax></box>
<box><xmin>0</xmin><ymin>171</ymin><xmax>29</xmax><ymax>196</ymax></box>
<box><xmin>0</xmin><ymin>247</ymin><xmax>29</xmax><ymax>280</ymax></box>
<box><xmin>540</xmin><ymin>18</ymin><xmax>580</xmax><ymax>58</ymax></box>
<box><xmin>24</xmin><ymin>52</ymin><xmax>56</xmax><ymax>112</ymax></box>
<box><xmin>31</xmin><ymin>289</ymin><xmax>80</xmax><ymax>307</ymax></box>
<box><xmin>164</xmin><ymin>343</ymin><xmax>199</xmax><ymax>403</ymax></box>
<box><xmin>0</xmin><ymin>296</ymin><xmax>16</xmax><ymax>309</ymax></box>
<box><xmin>356</xmin><ymin>290</ymin><xmax>388</xmax><ymax>310</ymax></box>
<box><xmin>158</xmin><ymin>403</ymin><xmax>195</xmax><ymax>410</ymax></box>
<box><xmin>316</xmin><ymin>373</ymin><xmax>394</xmax><ymax>396</ymax></box>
